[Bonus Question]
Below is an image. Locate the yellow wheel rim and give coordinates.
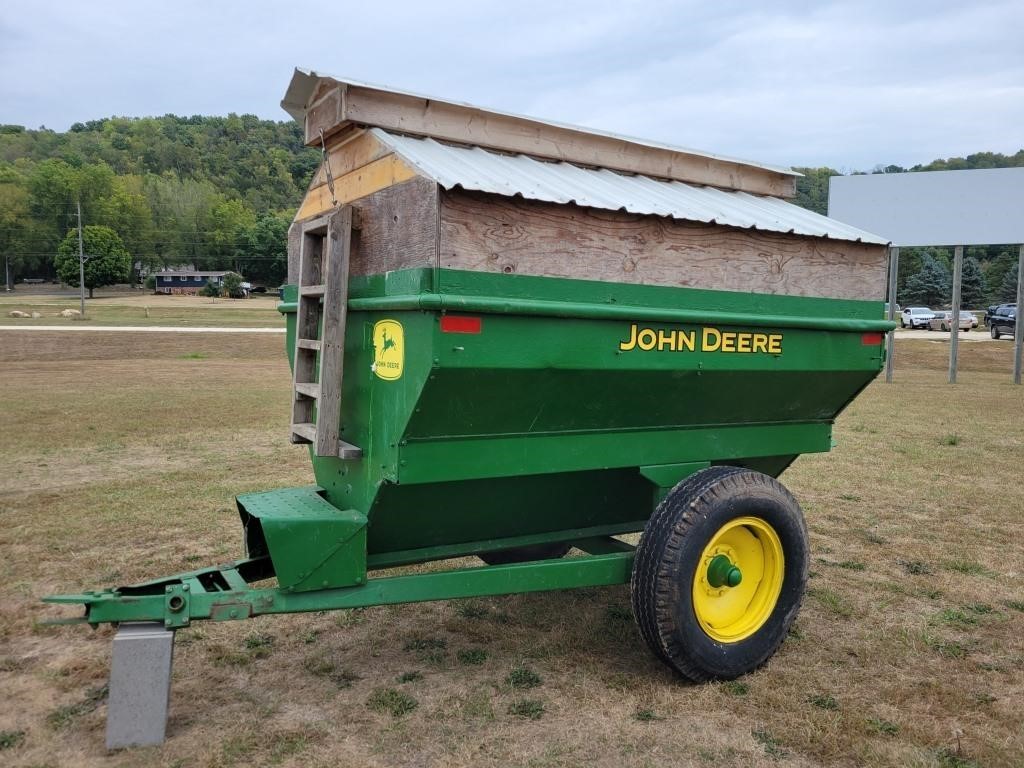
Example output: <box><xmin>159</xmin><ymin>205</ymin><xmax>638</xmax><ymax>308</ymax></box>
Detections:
<box><xmin>692</xmin><ymin>516</ymin><xmax>784</xmax><ymax>643</ymax></box>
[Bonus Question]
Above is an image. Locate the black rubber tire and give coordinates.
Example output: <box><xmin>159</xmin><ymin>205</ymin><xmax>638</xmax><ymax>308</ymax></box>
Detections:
<box><xmin>478</xmin><ymin>542</ymin><xmax>571</xmax><ymax>565</ymax></box>
<box><xmin>991</xmin><ymin>325</ymin><xmax>1000</xmax><ymax>339</ymax></box>
<box><xmin>630</xmin><ymin>466</ymin><xmax>809</xmax><ymax>681</ymax></box>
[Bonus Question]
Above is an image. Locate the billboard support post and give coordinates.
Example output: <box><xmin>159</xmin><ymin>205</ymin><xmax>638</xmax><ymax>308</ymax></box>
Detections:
<box><xmin>948</xmin><ymin>245</ymin><xmax>963</xmax><ymax>384</ymax></box>
<box><xmin>1014</xmin><ymin>244</ymin><xmax>1024</xmax><ymax>385</ymax></box>
<box><xmin>885</xmin><ymin>247</ymin><xmax>898</xmax><ymax>383</ymax></box>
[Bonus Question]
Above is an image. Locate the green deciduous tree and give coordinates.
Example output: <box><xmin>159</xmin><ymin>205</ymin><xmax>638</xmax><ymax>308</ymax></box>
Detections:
<box><xmin>901</xmin><ymin>253</ymin><xmax>950</xmax><ymax>307</ymax></box>
<box><xmin>55</xmin><ymin>225</ymin><xmax>131</xmax><ymax>297</ymax></box>
<box><xmin>0</xmin><ymin>173</ymin><xmax>33</xmax><ymax>285</ymax></box>
<box><xmin>221</xmin><ymin>271</ymin><xmax>245</xmax><ymax>298</ymax></box>
<box><xmin>237</xmin><ymin>212</ymin><xmax>289</xmax><ymax>285</ymax></box>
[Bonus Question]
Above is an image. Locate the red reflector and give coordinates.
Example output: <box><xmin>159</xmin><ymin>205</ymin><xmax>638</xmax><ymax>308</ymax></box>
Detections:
<box><xmin>861</xmin><ymin>332</ymin><xmax>884</xmax><ymax>346</ymax></box>
<box><xmin>440</xmin><ymin>315</ymin><xmax>482</xmax><ymax>334</ymax></box>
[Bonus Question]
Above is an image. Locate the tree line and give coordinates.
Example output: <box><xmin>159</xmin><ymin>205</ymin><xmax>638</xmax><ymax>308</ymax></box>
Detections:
<box><xmin>793</xmin><ymin>150</ymin><xmax>1024</xmax><ymax>308</ymax></box>
<box><xmin>1</xmin><ymin>113</ymin><xmax>1021</xmax><ymax>300</ymax></box>
<box><xmin>0</xmin><ymin>115</ymin><xmax>319</xmax><ymax>287</ymax></box>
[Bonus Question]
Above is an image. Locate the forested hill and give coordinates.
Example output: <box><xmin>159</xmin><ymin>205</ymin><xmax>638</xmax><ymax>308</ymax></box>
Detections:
<box><xmin>793</xmin><ymin>150</ymin><xmax>1024</xmax><ymax>216</ymax></box>
<box><xmin>0</xmin><ymin>114</ymin><xmax>1021</xmax><ymax>294</ymax></box>
<box><xmin>0</xmin><ymin>115</ymin><xmax>320</xmax><ymax>284</ymax></box>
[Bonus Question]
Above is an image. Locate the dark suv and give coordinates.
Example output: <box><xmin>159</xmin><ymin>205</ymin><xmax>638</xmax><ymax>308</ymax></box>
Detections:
<box><xmin>989</xmin><ymin>304</ymin><xmax>1017</xmax><ymax>339</ymax></box>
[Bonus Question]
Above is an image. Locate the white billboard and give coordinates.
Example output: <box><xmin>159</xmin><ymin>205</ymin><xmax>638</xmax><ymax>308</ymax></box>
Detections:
<box><xmin>828</xmin><ymin>167</ymin><xmax>1024</xmax><ymax>247</ymax></box>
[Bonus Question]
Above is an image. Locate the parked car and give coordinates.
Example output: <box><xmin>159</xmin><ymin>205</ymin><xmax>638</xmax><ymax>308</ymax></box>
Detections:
<box><xmin>928</xmin><ymin>311</ymin><xmax>974</xmax><ymax>332</ymax></box>
<box><xmin>985</xmin><ymin>303</ymin><xmax>1014</xmax><ymax>328</ymax></box>
<box><xmin>989</xmin><ymin>304</ymin><xmax>1017</xmax><ymax>339</ymax></box>
<box><xmin>900</xmin><ymin>307</ymin><xmax>935</xmax><ymax>329</ymax></box>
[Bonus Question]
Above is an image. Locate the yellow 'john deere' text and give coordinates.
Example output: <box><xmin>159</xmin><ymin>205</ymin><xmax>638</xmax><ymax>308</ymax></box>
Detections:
<box><xmin>618</xmin><ymin>324</ymin><xmax>783</xmax><ymax>354</ymax></box>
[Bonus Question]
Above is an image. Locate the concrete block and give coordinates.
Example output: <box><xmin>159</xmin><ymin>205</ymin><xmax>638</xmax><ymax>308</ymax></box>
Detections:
<box><xmin>106</xmin><ymin>622</ymin><xmax>175</xmax><ymax>749</ymax></box>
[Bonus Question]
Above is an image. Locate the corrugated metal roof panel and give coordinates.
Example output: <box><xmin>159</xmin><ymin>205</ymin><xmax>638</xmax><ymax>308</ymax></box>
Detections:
<box><xmin>373</xmin><ymin>129</ymin><xmax>889</xmax><ymax>246</ymax></box>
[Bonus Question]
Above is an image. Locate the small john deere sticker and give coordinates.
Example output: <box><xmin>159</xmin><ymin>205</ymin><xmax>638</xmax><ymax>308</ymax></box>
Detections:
<box><xmin>372</xmin><ymin>319</ymin><xmax>404</xmax><ymax>380</ymax></box>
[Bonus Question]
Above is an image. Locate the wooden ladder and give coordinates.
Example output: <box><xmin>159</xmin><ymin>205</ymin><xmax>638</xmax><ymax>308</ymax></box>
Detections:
<box><xmin>291</xmin><ymin>207</ymin><xmax>362</xmax><ymax>459</ymax></box>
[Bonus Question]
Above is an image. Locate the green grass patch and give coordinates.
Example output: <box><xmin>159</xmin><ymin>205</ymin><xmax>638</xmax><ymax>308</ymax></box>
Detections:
<box><xmin>46</xmin><ymin>684</ymin><xmax>108</xmax><ymax>729</ymax></box>
<box><xmin>943</xmin><ymin>559</ymin><xmax>991</xmax><ymax>576</ymax></box>
<box><xmin>752</xmin><ymin>728</ymin><xmax>787</xmax><ymax>760</ymax></box>
<box><xmin>397</xmin><ymin>671</ymin><xmax>422</xmax><ymax>684</ymax></box>
<box><xmin>1003</xmin><ymin>599</ymin><xmax>1024</xmax><ymax>612</ymax></box>
<box><xmin>507</xmin><ymin>699</ymin><xmax>545</xmax><ymax>720</ymax></box>
<box><xmin>935</xmin><ymin>747</ymin><xmax>980</xmax><ymax>768</ymax></box>
<box><xmin>303</xmin><ymin>656</ymin><xmax>360</xmax><ymax>688</ymax></box>
<box><xmin>937</xmin><ymin>609</ymin><xmax>978</xmax><ymax>628</ymax></box>
<box><xmin>456</xmin><ymin>648</ymin><xmax>488</xmax><ymax>665</ymax></box>
<box><xmin>835</xmin><ymin>560</ymin><xmax>866</xmax><ymax>571</ymax></box>
<box><xmin>178</xmin><ymin>351</ymin><xmax>208</xmax><ymax>359</ymax></box>
<box><xmin>722</xmin><ymin>680</ymin><xmax>749</xmax><ymax>697</ymax></box>
<box><xmin>505</xmin><ymin>665</ymin><xmax>542</xmax><ymax>689</ymax></box>
<box><xmin>807</xmin><ymin>586</ymin><xmax>854</xmax><ymax>617</ymax></box>
<box><xmin>633</xmin><ymin>708</ymin><xmax>664</xmax><ymax>722</ymax></box>
<box><xmin>807</xmin><ymin>693</ymin><xmax>839</xmax><ymax>710</ymax></box>
<box><xmin>923</xmin><ymin>634</ymin><xmax>968</xmax><ymax>658</ymax></box>
<box><xmin>0</xmin><ymin>730</ymin><xmax>26</xmax><ymax>750</ymax></box>
<box><xmin>366</xmin><ymin>688</ymin><xmax>418</xmax><ymax>717</ymax></box>
<box><xmin>455</xmin><ymin>601</ymin><xmax>490</xmax><ymax>619</ymax></box>
<box><xmin>403</xmin><ymin>636</ymin><xmax>447</xmax><ymax>652</ymax></box>
<box><xmin>900</xmin><ymin>559</ymin><xmax>933</xmax><ymax>575</ymax></box>
<box><xmin>244</xmin><ymin>632</ymin><xmax>275</xmax><ymax>658</ymax></box>
<box><xmin>866</xmin><ymin>717</ymin><xmax>900</xmax><ymax>736</ymax></box>
<box><xmin>940</xmin><ymin>433</ymin><xmax>961</xmax><ymax>446</ymax></box>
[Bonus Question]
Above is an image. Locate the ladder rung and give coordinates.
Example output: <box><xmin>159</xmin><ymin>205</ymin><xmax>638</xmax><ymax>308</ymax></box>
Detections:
<box><xmin>339</xmin><ymin>441</ymin><xmax>363</xmax><ymax>459</ymax></box>
<box><xmin>295</xmin><ymin>382</ymin><xmax>320</xmax><ymax>399</ymax></box>
<box><xmin>296</xmin><ymin>338</ymin><xmax>321</xmax><ymax>351</ymax></box>
<box><xmin>300</xmin><ymin>284</ymin><xmax>326</xmax><ymax>297</ymax></box>
<box><xmin>291</xmin><ymin>423</ymin><xmax>316</xmax><ymax>443</ymax></box>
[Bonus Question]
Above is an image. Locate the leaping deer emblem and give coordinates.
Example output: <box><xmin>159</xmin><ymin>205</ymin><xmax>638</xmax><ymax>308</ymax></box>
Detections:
<box><xmin>381</xmin><ymin>329</ymin><xmax>396</xmax><ymax>353</ymax></box>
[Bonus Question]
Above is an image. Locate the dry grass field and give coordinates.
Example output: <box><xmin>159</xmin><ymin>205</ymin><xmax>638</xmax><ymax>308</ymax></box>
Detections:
<box><xmin>0</xmin><ymin>331</ymin><xmax>1022</xmax><ymax>768</ymax></box>
<box><xmin>0</xmin><ymin>290</ymin><xmax>283</xmax><ymax>327</ymax></box>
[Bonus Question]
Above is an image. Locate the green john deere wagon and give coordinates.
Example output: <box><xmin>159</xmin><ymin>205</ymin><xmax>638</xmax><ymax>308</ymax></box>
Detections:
<box><xmin>47</xmin><ymin>70</ymin><xmax>893</xmax><ymax>748</ymax></box>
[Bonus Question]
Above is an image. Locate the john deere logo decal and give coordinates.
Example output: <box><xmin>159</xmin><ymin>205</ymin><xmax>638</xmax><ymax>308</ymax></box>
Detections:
<box><xmin>372</xmin><ymin>320</ymin><xmax>404</xmax><ymax>380</ymax></box>
<box><xmin>619</xmin><ymin>324</ymin><xmax>783</xmax><ymax>354</ymax></box>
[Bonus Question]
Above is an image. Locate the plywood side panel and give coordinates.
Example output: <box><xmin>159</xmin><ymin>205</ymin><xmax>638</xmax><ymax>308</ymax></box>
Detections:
<box><xmin>439</xmin><ymin>191</ymin><xmax>886</xmax><ymax>301</ymax></box>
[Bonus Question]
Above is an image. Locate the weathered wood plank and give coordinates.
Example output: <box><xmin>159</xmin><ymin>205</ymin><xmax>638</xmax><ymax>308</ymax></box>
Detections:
<box><xmin>295</xmin><ymin>153</ymin><xmax>419</xmax><ymax>221</ymax></box>
<box><xmin>315</xmin><ymin>206</ymin><xmax>353</xmax><ymax>458</ymax></box>
<box><xmin>439</xmin><ymin>191</ymin><xmax>887</xmax><ymax>301</ymax></box>
<box><xmin>307</xmin><ymin>130</ymin><xmax>391</xmax><ymax>189</ymax></box>
<box><xmin>302</xmin><ymin>81</ymin><xmax>796</xmax><ymax>198</ymax></box>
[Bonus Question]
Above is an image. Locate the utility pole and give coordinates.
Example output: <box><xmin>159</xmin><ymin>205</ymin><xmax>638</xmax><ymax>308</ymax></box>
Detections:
<box><xmin>77</xmin><ymin>198</ymin><xmax>86</xmax><ymax>315</ymax></box>
<box><xmin>4</xmin><ymin>253</ymin><xmax>10</xmax><ymax>292</ymax></box>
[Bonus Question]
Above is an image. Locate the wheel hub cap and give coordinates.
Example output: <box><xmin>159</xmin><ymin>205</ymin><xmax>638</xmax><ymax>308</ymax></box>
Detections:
<box><xmin>692</xmin><ymin>516</ymin><xmax>785</xmax><ymax>643</ymax></box>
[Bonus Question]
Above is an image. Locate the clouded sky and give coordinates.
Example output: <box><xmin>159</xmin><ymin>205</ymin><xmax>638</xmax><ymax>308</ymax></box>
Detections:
<box><xmin>1</xmin><ymin>0</ymin><xmax>1021</xmax><ymax>170</ymax></box>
